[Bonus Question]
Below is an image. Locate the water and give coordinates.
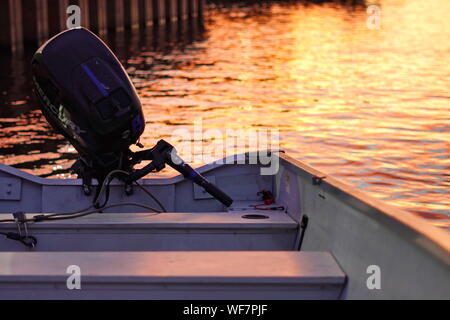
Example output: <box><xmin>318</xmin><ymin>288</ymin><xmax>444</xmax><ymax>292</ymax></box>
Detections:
<box><xmin>0</xmin><ymin>0</ymin><xmax>449</xmax><ymax>229</ymax></box>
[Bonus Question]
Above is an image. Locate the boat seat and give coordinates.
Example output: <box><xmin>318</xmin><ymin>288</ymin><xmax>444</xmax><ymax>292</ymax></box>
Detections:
<box><xmin>0</xmin><ymin>211</ymin><xmax>298</xmax><ymax>251</ymax></box>
<box><xmin>0</xmin><ymin>251</ymin><xmax>346</xmax><ymax>300</ymax></box>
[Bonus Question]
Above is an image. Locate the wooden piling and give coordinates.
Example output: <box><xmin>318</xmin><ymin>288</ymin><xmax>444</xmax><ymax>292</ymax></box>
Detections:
<box><xmin>47</xmin><ymin>0</ymin><xmax>68</xmax><ymax>37</ymax></box>
<box><xmin>87</xmin><ymin>0</ymin><xmax>108</xmax><ymax>36</ymax></box>
<box><xmin>37</xmin><ymin>0</ymin><xmax>49</xmax><ymax>45</ymax></box>
<box><xmin>153</xmin><ymin>0</ymin><xmax>166</xmax><ymax>26</ymax></box>
<box><xmin>143</xmin><ymin>0</ymin><xmax>153</xmax><ymax>27</ymax></box>
<box><xmin>106</xmin><ymin>0</ymin><xmax>125</xmax><ymax>32</ymax></box>
<box><xmin>0</xmin><ymin>0</ymin><xmax>24</xmax><ymax>53</ymax></box>
<box><xmin>79</xmin><ymin>0</ymin><xmax>90</xmax><ymax>28</ymax></box>
<box><xmin>123</xmin><ymin>0</ymin><xmax>140</xmax><ymax>30</ymax></box>
<box><xmin>97</xmin><ymin>0</ymin><xmax>108</xmax><ymax>36</ymax></box>
<box><xmin>177</xmin><ymin>0</ymin><xmax>189</xmax><ymax>43</ymax></box>
<box><xmin>22</xmin><ymin>0</ymin><xmax>49</xmax><ymax>47</ymax></box>
<box><xmin>130</xmin><ymin>0</ymin><xmax>140</xmax><ymax>29</ymax></box>
<box><xmin>189</xmin><ymin>0</ymin><xmax>198</xmax><ymax>19</ymax></box>
<box><xmin>10</xmin><ymin>0</ymin><xmax>24</xmax><ymax>53</ymax></box>
<box><xmin>198</xmin><ymin>0</ymin><xmax>206</xmax><ymax>19</ymax></box>
<box><xmin>116</xmin><ymin>0</ymin><xmax>125</xmax><ymax>32</ymax></box>
<box><xmin>178</xmin><ymin>0</ymin><xmax>188</xmax><ymax>21</ymax></box>
<box><xmin>166</xmin><ymin>0</ymin><xmax>178</xmax><ymax>23</ymax></box>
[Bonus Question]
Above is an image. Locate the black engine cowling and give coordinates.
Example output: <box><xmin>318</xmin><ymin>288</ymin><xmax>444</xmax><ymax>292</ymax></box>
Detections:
<box><xmin>32</xmin><ymin>28</ymin><xmax>145</xmax><ymax>175</ymax></box>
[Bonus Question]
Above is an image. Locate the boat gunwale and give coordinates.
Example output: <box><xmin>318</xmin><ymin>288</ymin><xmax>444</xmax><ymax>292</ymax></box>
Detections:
<box><xmin>278</xmin><ymin>152</ymin><xmax>450</xmax><ymax>265</ymax></box>
<box><xmin>0</xmin><ymin>160</ymin><xmax>227</xmax><ymax>186</ymax></box>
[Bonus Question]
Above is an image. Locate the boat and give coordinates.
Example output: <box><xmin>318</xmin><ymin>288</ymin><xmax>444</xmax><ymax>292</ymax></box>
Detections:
<box><xmin>1</xmin><ymin>27</ymin><xmax>448</xmax><ymax>300</ymax></box>
<box><xmin>0</xmin><ymin>151</ymin><xmax>449</xmax><ymax>300</ymax></box>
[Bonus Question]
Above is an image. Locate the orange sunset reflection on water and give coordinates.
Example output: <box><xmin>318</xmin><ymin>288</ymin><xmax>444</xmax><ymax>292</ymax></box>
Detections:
<box><xmin>0</xmin><ymin>0</ymin><xmax>449</xmax><ymax>229</ymax></box>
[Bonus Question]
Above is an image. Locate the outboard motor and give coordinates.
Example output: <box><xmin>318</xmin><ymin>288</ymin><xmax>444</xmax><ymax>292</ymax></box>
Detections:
<box><xmin>32</xmin><ymin>28</ymin><xmax>144</xmax><ymax>180</ymax></box>
<box><xmin>32</xmin><ymin>28</ymin><xmax>232</xmax><ymax>207</ymax></box>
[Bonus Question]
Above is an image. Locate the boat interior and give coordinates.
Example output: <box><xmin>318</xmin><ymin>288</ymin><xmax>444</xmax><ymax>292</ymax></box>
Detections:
<box><xmin>0</xmin><ymin>152</ymin><xmax>449</xmax><ymax>299</ymax></box>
